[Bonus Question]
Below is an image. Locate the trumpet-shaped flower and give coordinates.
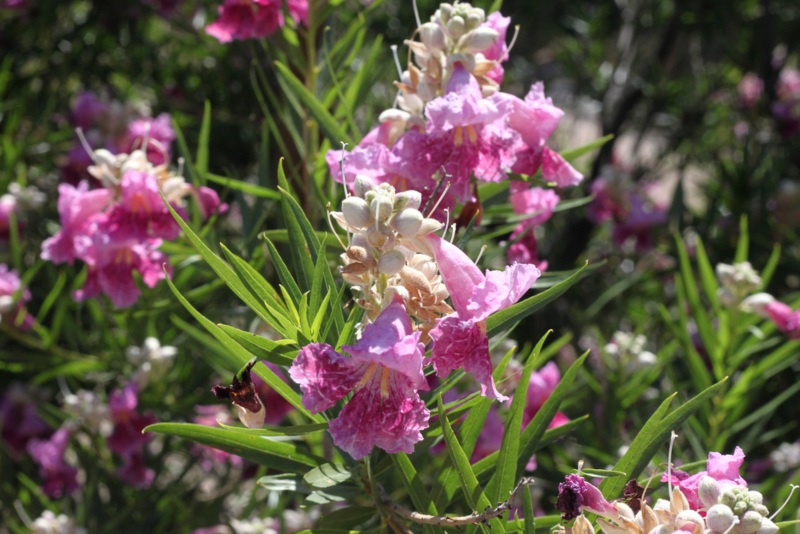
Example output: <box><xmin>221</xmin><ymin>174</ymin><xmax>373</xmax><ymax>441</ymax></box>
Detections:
<box><xmin>40</xmin><ymin>182</ymin><xmax>111</xmax><ymax>264</ymax></box>
<box><xmin>289</xmin><ymin>299</ymin><xmax>429</xmax><ymax>459</ymax></box>
<box><xmin>106</xmin><ymin>169</ymin><xmax>183</xmax><ymax>241</ymax></box>
<box><xmin>764</xmin><ymin>301</ymin><xmax>800</xmax><ymax>339</ymax></box>
<box><xmin>424</xmin><ymin>234</ymin><xmax>540</xmax><ymax>400</ymax></box>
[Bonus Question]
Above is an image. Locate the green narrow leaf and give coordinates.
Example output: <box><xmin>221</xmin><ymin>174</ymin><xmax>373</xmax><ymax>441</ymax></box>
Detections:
<box><xmin>516</xmin><ymin>353</ymin><xmax>588</xmax><ymax>475</ymax></box>
<box><xmin>277</xmin><ymin>162</ymin><xmax>315</xmax><ymax>292</ymax></box>
<box><xmin>144</xmin><ymin>423</ymin><xmax>323</xmax><ymax>472</ymax></box>
<box><xmin>392</xmin><ymin>454</ymin><xmax>441</xmax><ymax>534</ymax></box>
<box><xmin>217</xmin><ymin>324</ymin><xmax>296</xmax><ymax>365</ymax></box>
<box><xmin>694</xmin><ymin>238</ymin><xmax>719</xmax><ymax>311</ymax></box>
<box><xmin>599</xmin><ymin>377</ymin><xmax>728</xmax><ymax>498</ymax></box>
<box><xmin>560</xmin><ymin>134</ymin><xmax>614</xmax><ymax>161</ymax></box>
<box><xmin>274</xmin><ymin>61</ymin><xmax>353</xmax><ymax>145</ymax></box>
<box><xmin>304</xmin><ymin>464</ymin><xmax>353</xmax><ymax>488</ymax></box>
<box><xmin>674</xmin><ymin>234</ymin><xmax>718</xmax><ymax>362</ymax></box>
<box><xmin>760</xmin><ymin>244</ymin><xmax>781</xmax><ymax>288</ymax></box>
<box><xmin>205</xmin><ymin>173</ymin><xmax>281</xmax><ymax>200</ymax></box>
<box><xmin>163</xmin><ymin>270</ymin><xmax>323</xmax><ymax>423</ymax></box>
<box><xmin>734</xmin><ymin>216</ymin><xmax>749</xmax><ymax>263</ymax></box>
<box><xmin>486</xmin><ymin>262</ymin><xmax>593</xmax><ymax>336</ymax></box>
<box><xmin>437</xmin><ymin>398</ymin><xmax>504</xmax><ymax>532</ymax></box>
<box><xmin>522</xmin><ymin>484</ymin><xmax>535</xmax><ymax>534</ymax></box>
<box><xmin>487</xmin><ymin>332</ymin><xmax>552</xmax><ymax>504</ymax></box>
<box><xmin>264</xmin><ymin>237</ymin><xmax>304</xmax><ymax>306</ymax></box>
<box><xmin>196</xmin><ymin>100</ymin><xmax>212</xmax><ymax>180</ymax></box>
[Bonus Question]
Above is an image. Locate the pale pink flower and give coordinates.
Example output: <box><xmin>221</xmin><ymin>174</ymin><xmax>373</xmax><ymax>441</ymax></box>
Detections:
<box><xmin>737</xmin><ymin>73</ymin><xmax>764</xmax><ymax>108</ymax></box>
<box><xmin>40</xmin><ymin>182</ymin><xmax>111</xmax><ymax>264</ymax></box>
<box><xmin>662</xmin><ymin>447</ymin><xmax>747</xmax><ymax>510</ymax></box>
<box><xmin>423</xmin><ymin>234</ymin><xmax>540</xmax><ymax>401</ymax></box>
<box><xmin>289</xmin><ymin>298</ymin><xmax>429</xmax><ymax>459</ymax></box>
<box><xmin>507</xmin><ymin>227</ymin><xmax>548</xmax><ymax>271</ymax></box>
<box><xmin>764</xmin><ymin>301</ymin><xmax>800</xmax><ymax>339</ymax></box>
<box><xmin>126</xmin><ymin>113</ymin><xmax>176</xmax><ymax>166</ymax></box>
<box><xmin>107</xmin><ymin>383</ymin><xmax>156</xmax><ymax>487</ymax></box>
<box><xmin>510</xmin><ymin>183</ymin><xmax>559</xmax><ymax>226</ymax></box>
<box><xmin>481</xmin><ymin>12</ymin><xmax>511</xmax><ymax>84</ymax></box>
<box><xmin>206</xmin><ymin>0</ymin><xmax>284</xmax><ymax>43</ymax></box>
<box><xmin>522</xmin><ymin>362</ymin><xmax>569</xmax><ymax>429</ymax></box>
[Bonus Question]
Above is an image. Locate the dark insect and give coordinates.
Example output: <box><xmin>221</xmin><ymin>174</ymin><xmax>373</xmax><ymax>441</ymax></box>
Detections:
<box><xmin>211</xmin><ymin>357</ymin><xmax>264</xmax><ymax>416</ymax></box>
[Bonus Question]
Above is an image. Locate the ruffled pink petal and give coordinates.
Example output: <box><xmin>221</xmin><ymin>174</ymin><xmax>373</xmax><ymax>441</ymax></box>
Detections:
<box><xmin>541</xmin><ymin>146</ymin><xmax>583</xmax><ymax>188</ymax></box>
<box><xmin>342</xmin><ymin>299</ymin><xmax>428</xmax><ymax>391</ymax></box>
<box><xmin>504</xmin><ymin>84</ymin><xmax>564</xmax><ymax>148</ymax></box>
<box><xmin>426</xmin><ymin>65</ymin><xmax>511</xmax><ymax>130</ymax></box>
<box><xmin>328</xmin><ymin>373</ymin><xmax>429</xmax><ymax>459</ymax></box>
<box><xmin>289</xmin><ymin>343</ymin><xmax>362</xmax><ymax>412</ymax></box>
<box><xmin>510</xmin><ymin>185</ymin><xmax>560</xmax><ymax>223</ymax></box>
<box><xmin>429</xmin><ymin>315</ymin><xmax>507</xmax><ymax>401</ymax></box>
<box><xmin>707</xmin><ymin>446</ymin><xmax>747</xmax><ymax>484</ymax></box>
<box><xmin>465</xmin><ymin>263</ymin><xmax>540</xmax><ymax>322</ymax></box>
<box><xmin>482</xmin><ymin>12</ymin><xmax>511</xmax><ymax>63</ymax></box>
<box><xmin>421</xmin><ymin>234</ymin><xmax>484</xmax><ymax>317</ymax></box>
<box><xmin>286</xmin><ymin>0</ymin><xmax>308</xmax><ymax>25</ymax></box>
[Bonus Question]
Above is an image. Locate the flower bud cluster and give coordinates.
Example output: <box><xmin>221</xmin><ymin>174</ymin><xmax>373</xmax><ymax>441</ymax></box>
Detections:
<box><xmin>399</xmin><ymin>2</ymin><xmax>502</xmax><ymax>116</ymax></box>
<box><xmin>703</xmin><ymin>485</ymin><xmax>776</xmax><ymax>534</ymax></box>
<box><xmin>716</xmin><ymin>262</ymin><xmax>762</xmax><ymax>307</ymax></box>
<box><xmin>331</xmin><ymin>176</ymin><xmax>452</xmax><ymax>331</ymax></box>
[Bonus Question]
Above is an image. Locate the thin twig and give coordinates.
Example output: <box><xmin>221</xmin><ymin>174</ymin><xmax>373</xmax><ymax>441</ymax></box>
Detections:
<box><xmin>381</xmin><ymin>477</ymin><xmax>534</xmax><ymax>527</ymax></box>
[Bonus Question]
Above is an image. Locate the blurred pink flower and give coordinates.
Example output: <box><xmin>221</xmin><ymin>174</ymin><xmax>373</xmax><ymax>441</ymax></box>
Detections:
<box><xmin>206</xmin><ymin>0</ymin><xmax>284</xmax><ymax>43</ymax></box>
<box><xmin>0</xmin><ymin>264</ymin><xmax>33</xmax><ymax>329</ymax></box>
<box><xmin>0</xmin><ymin>385</ymin><xmax>52</xmax><ymax>458</ymax></box>
<box><xmin>481</xmin><ymin>12</ymin><xmax>511</xmax><ymax>84</ymax></box>
<box><xmin>522</xmin><ymin>362</ymin><xmax>569</xmax><ymax>429</ymax></box>
<box><xmin>764</xmin><ymin>301</ymin><xmax>800</xmax><ymax>339</ymax></box>
<box><xmin>27</xmin><ymin>427</ymin><xmax>81</xmax><ymax>498</ymax></box>
<box><xmin>737</xmin><ymin>73</ymin><xmax>764</xmax><ymax>108</ymax></box>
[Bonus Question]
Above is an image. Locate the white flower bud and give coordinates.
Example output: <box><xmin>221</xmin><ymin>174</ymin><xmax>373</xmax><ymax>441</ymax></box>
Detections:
<box><xmin>755</xmin><ymin>519</ymin><xmax>778</xmax><ymax>534</ymax></box>
<box><xmin>353</xmin><ymin>174</ymin><xmax>375</xmax><ymax>197</ymax></box>
<box><xmin>378</xmin><ymin>250</ymin><xmax>406</xmax><ymax>275</ymax></box>
<box><xmin>698</xmin><ymin>476</ymin><xmax>722</xmax><ymax>508</ymax></box>
<box><xmin>465</xmin><ymin>11</ymin><xmax>483</xmax><ymax>29</ymax></box>
<box><xmin>342</xmin><ymin>197</ymin><xmax>372</xmax><ymax>229</ymax></box>
<box><xmin>458</xmin><ymin>27</ymin><xmax>499</xmax><ymax>53</ymax></box>
<box><xmin>740</xmin><ymin>293</ymin><xmax>775</xmax><ymax>317</ymax></box>
<box><xmin>370</xmin><ymin>196</ymin><xmax>394</xmax><ymax>224</ymax></box>
<box><xmin>447</xmin><ymin>15</ymin><xmax>466</xmax><ymax>40</ymax></box>
<box><xmin>676</xmin><ymin>510</ymin><xmax>705</xmax><ymax>533</ymax></box>
<box><xmin>735</xmin><ymin>511</ymin><xmax>765</xmax><ymax>534</ymax></box>
<box><xmin>384</xmin><ymin>284</ymin><xmax>409</xmax><ymax>303</ymax></box>
<box><xmin>420</xmin><ymin>22</ymin><xmax>446</xmax><ymax>51</ymax></box>
<box><xmin>706</xmin><ymin>505</ymin><xmax>736</xmax><ymax>533</ymax></box>
<box><xmin>615</xmin><ymin>502</ymin><xmax>635</xmax><ymax>520</ymax></box>
<box><xmin>394</xmin><ymin>190</ymin><xmax>422</xmax><ymax>210</ymax></box>
<box><xmin>418</xmin><ymin>217</ymin><xmax>444</xmax><ymax>235</ymax></box>
<box><xmin>746</xmin><ymin>491</ymin><xmax>763</xmax><ymax>505</ymax></box>
<box><xmin>392</xmin><ymin>208</ymin><xmax>424</xmax><ymax>235</ymax></box>
<box><xmin>437</xmin><ymin>3</ymin><xmax>453</xmax><ymax>24</ymax></box>
<box><xmin>94</xmin><ymin>148</ymin><xmax>118</xmax><ymax>167</ymax></box>
<box><xmin>753</xmin><ymin>505</ymin><xmax>769</xmax><ymax>517</ymax></box>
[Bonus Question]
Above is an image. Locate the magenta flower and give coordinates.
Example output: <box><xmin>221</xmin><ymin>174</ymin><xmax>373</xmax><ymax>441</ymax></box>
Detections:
<box><xmin>556</xmin><ymin>474</ymin><xmax>619</xmax><ymax>521</ymax></box>
<box><xmin>106</xmin><ymin>170</ymin><xmax>183</xmax><ymax>241</ymax></box>
<box><xmin>206</xmin><ymin>0</ymin><xmax>284</xmax><ymax>43</ymax></box>
<box><xmin>0</xmin><ymin>194</ymin><xmax>15</xmax><ymax>241</ymax></box>
<box><xmin>662</xmin><ymin>446</ymin><xmax>747</xmax><ymax>510</ymax></box>
<box><xmin>0</xmin><ymin>385</ymin><xmax>52</xmax><ymax>458</ymax></box>
<box><xmin>286</xmin><ymin>0</ymin><xmax>308</xmax><ymax>25</ymax></box>
<box><xmin>507</xmin><ymin>227</ymin><xmax>548</xmax><ymax>271</ymax></box>
<box><xmin>423</xmin><ymin>234</ymin><xmax>541</xmax><ymax>401</ymax></box>
<box><xmin>40</xmin><ymin>182</ymin><xmax>111</xmax><ymax>264</ymax></box>
<box><xmin>611</xmin><ymin>193</ymin><xmax>667</xmax><ymax>251</ymax></box>
<box><xmin>192</xmin><ymin>186</ymin><xmax>228</xmax><ymax>219</ymax></box>
<box><xmin>70</xmin><ymin>91</ymin><xmax>108</xmax><ymax>131</ymax></box>
<box><xmin>106</xmin><ymin>382</ymin><xmax>157</xmax><ymax>455</ymax></box>
<box><xmin>27</xmin><ymin>427</ymin><xmax>81</xmax><ymax>498</ymax></box>
<box><xmin>126</xmin><ymin>113</ymin><xmax>176</xmax><ymax>166</ymax></box>
<box><xmin>764</xmin><ymin>301</ymin><xmax>800</xmax><ymax>339</ymax></box>
<box><xmin>289</xmin><ymin>298</ymin><xmax>430</xmax><ymax>459</ymax></box>
<box><xmin>117</xmin><ymin>450</ymin><xmax>155</xmax><ymax>488</ymax></box>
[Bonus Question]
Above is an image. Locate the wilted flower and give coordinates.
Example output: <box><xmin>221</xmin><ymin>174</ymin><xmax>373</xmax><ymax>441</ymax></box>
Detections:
<box><xmin>290</xmin><ymin>298</ymin><xmax>430</xmax><ymax>459</ymax></box>
<box><xmin>556</xmin><ymin>473</ymin><xmax>619</xmax><ymax>521</ymax></box>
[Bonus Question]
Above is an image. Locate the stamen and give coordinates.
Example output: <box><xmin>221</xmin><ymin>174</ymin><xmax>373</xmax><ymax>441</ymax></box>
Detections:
<box><xmin>75</xmin><ymin>127</ymin><xmax>98</xmax><ymax>163</ymax></box>
<box><xmin>577</xmin><ymin>459</ymin><xmax>584</xmax><ymax>477</ymax></box>
<box><xmin>357</xmin><ymin>363</ymin><xmax>379</xmax><ymax>389</ymax></box>
<box><xmin>177</xmin><ymin>157</ymin><xmax>185</xmax><ymax>178</ymax></box>
<box><xmin>141</xmin><ymin>119</ymin><xmax>152</xmax><ymax>153</ymax></box>
<box><xmin>339</xmin><ymin>142</ymin><xmax>350</xmax><ymax>198</ymax></box>
<box><xmin>449</xmin><ymin>223</ymin><xmax>457</xmax><ymax>243</ymax></box>
<box><xmin>769</xmin><ymin>484</ymin><xmax>799</xmax><ymax>520</ymax></box>
<box><xmin>412</xmin><ymin>0</ymin><xmax>421</xmax><ymax>28</ymax></box>
<box><xmin>325</xmin><ymin>205</ymin><xmax>348</xmax><ymax>251</ymax></box>
<box><xmin>380</xmin><ymin>367</ymin><xmax>391</xmax><ymax>398</ymax></box>
<box><xmin>667</xmin><ymin>430</ymin><xmax>678</xmax><ymax>496</ymax></box>
<box><xmin>442</xmin><ymin>207</ymin><xmax>450</xmax><ymax>236</ymax></box>
<box><xmin>475</xmin><ymin>244</ymin><xmax>487</xmax><ymax>264</ymax></box>
<box><xmin>505</xmin><ymin>25</ymin><xmax>521</xmax><ymax>61</ymax></box>
<box><xmin>426</xmin><ymin>180</ymin><xmax>451</xmax><ymax>219</ymax></box>
<box><xmin>390</xmin><ymin>45</ymin><xmax>404</xmax><ymax>80</ymax></box>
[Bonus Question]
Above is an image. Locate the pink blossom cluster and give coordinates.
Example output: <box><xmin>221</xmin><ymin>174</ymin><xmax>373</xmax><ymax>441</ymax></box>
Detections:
<box><xmin>107</xmin><ymin>382</ymin><xmax>158</xmax><ymax>488</ymax></box>
<box><xmin>588</xmin><ymin>164</ymin><xmax>668</xmax><ymax>251</ymax></box>
<box><xmin>328</xmin><ymin>3</ymin><xmax>581</xmax><ymax>226</ymax></box>
<box><xmin>43</xmin><ymin>124</ymin><xmax>225</xmax><ymax>308</ymax></box>
<box><xmin>61</xmin><ymin>91</ymin><xmax>175</xmax><ymax>184</ymax></box>
<box><xmin>205</xmin><ymin>0</ymin><xmax>309</xmax><ymax>43</ymax></box>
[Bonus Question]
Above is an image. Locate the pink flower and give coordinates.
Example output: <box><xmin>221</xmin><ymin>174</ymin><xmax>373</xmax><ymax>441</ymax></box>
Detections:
<box><xmin>206</xmin><ymin>0</ymin><xmax>284</xmax><ymax>43</ymax></box>
<box><xmin>75</xmin><ymin>235</ymin><xmax>169</xmax><ymax>309</ymax></box>
<box><xmin>40</xmin><ymin>182</ymin><xmax>111</xmax><ymax>264</ymax></box>
<box><xmin>126</xmin><ymin>113</ymin><xmax>176</xmax><ymax>166</ymax></box>
<box><xmin>481</xmin><ymin>12</ymin><xmax>511</xmax><ymax>84</ymax></box>
<box><xmin>106</xmin><ymin>382</ymin><xmax>157</xmax><ymax>455</ymax></box>
<box><xmin>0</xmin><ymin>194</ymin><xmax>15</xmax><ymax>241</ymax></box>
<box><xmin>662</xmin><ymin>446</ymin><xmax>747</xmax><ymax>510</ymax></box>
<box><xmin>27</xmin><ymin>427</ymin><xmax>81</xmax><ymax>498</ymax></box>
<box><xmin>424</xmin><ymin>234</ymin><xmax>541</xmax><ymax>401</ymax></box>
<box><xmin>611</xmin><ymin>193</ymin><xmax>667</xmax><ymax>251</ymax></box>
<box><xmin>193</xmin><ymin>405</ymin><xmax>245</xmax><ymax>469</ymax></box>
<box><xmin>289</xmin><ymin>298</ymin><xmax>430</xmax><ymax>459</ymax></box>
<box><xmin>507</xmin><ymin>227</ymin><xmax>548</xmax><ymax>271</ymax></box>
<box><xmin>737</xmin><ymin>73</ymin><xmax>764</xmax><ymax>108</ymax></box>
<box><xmin>764</xmin><ymin>301</ymin><xmax>800</xmax><ymax>339</ymax></box>
<box><xmin>510</xmin><ymin>183</ymin><xmax>559</xmax><ymax>227</ymax></box>
<box><xmin>192</xmin><ymin>186</ymin><xmax>228</xmax><ymax>219</ymax></box>
<box><xmin>556</xmin><ymin>474</ymin><xmax>619</xmax><ymax>521</ymax></box>
<box><xmin>286</xmin><ymin>0</ymin><xmax>308</xmax><ymax>25</ymax></box>
<box><xmin>506</xmin><ymin>83</ymin><xmax>564</xmax><ymax>150</ymax></box>
<box><xmin>117</xmin><ymin>450</ymin><xmax>155</xmax><ymax>488</ymax></box>
<box><xmin>106</xmin><ymin>170</ymin><xmax>183</xmax><ymax>241</ymax></box>
<box><xmin>0</xmin><ymin>264</ymin><xmax>33</xmax><ymax>329</ymax></box>
<box><xmin>541</xmin><ymin>146</ymin><xmax>583</xmax><ymax>188</ymax></box>
<box><xmin>522</xmin><ymin>362</ymin><xmax>569</xmax><ymax>429</ymax></box>
<box><xmin>71</xmin><ymin>91</ymin><xmax>108</xmax><ymax>130</ymax></box>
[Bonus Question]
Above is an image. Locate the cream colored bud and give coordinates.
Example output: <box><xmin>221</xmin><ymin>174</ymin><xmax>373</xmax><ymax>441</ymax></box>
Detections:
<box><xmin>458</xmin><ymin>27</ymin><xmax>499</xmax><ymax>53</ymax></box>
<box><xmin>420</xmin><ymin>22</ymin><xmax>446</xmax><ymax>51</ymax></box>
<box><xmin>371</xmin><ymin>196</ymin><xmax>394</xmax><ymax>224</ymax></box>
<box><xmin>94</xmin><ymin>148</ymin><xmax>118</xmax><ymax>167</ymax></box>
<box><xmin>465</xmin><ymin>10</ymin><xmax>484</xmax><ymax>29</ymax></box>
<box><xmin>418</xmin><ymin>218</ymin><xmax>444</xmax><ymax>235</ymax></box>
<box><xmin>236</xmin><ymin>401</ymin><xmax>265</xmax><ymax>429</ymax></box>
<box><xmin>392</xmin><ymin>208</ymin><xmax>424</xmax><ymax>235</ymax></box>
<box><xmin>707</xmin><ymin>509</ymin><xmax>736</xmax><ymax>534</ymax></box>
<box><xmin>394</xmin><ymin>190</ymin><xmax>422</xmax><ymax>210</ymax></box>
<box><xmin>346</xmin><ymin>245</ymin><xmax>370</xmax><ymax>263</ymax></box>
<box><xmin>384</xmin><ymin>284</ymin><xmax>410</xmax><ymax>303</ymax></box>
<box><xmin>447</xmin><ymin>53</ymin><xmax>476</xmax><ymax>73</ymax></box>
<box><xmin>676</xmin><ymin>510</ymin><xmax>705</xmax><ymax>533</ymax></box>
<box><xmin>755</xmin><ymin>519</ymin><xmax>778</xmax><ymax>534</ymax></box>
<box><xmin>447</xmin><ymin>15</ymin><xmax>466</xmax><ymax>40</ymax></box>
<box><xmin>615</xmin><ymin>502</ymin><xmax>635</xmax><ymax>520</ymax></box>
<box><xmin>354</xmin><ymin>174</ymin><xmax>375</xmax><ymax>197</ymax></box>
<box><xmin>379</xmin><ymin>250</ymin><xmax>406</xmax><ymax>275</ymax></box>
<box><xmin>734</xmin><ymin>511</ymin><xmax>765</xmax><ymax>534</ymax></box>
<box><xmin>698</xmin><ymin>476</ymin><xmax>722</xmax><ymax>508</ymax></box>
<box><xmin>437</xmin><ymin>3</ymin><xmax>453</xmax><ymax>24</ymax></box>
<box><xmin>342</xmin><ymin>197</ymin><xmax>372</xmax><ymax>229</ymax></box>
